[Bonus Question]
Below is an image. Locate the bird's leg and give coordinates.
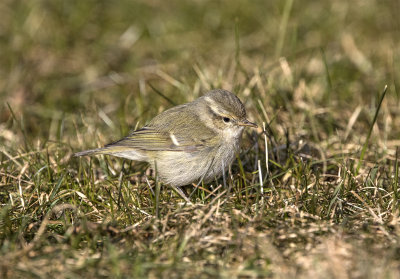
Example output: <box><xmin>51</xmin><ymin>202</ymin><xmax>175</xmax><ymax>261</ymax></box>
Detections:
<box><xmin>170</xmin><ymin>186</ymin><xmax>192</xmax><ymax>204</ymax></box>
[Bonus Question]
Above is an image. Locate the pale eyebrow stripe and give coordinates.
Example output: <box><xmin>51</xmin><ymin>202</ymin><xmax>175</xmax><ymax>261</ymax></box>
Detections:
<box><xmin>204</xmin><ymin>96</ymin><xmax>229</xmax><ymax>116</ymax></box>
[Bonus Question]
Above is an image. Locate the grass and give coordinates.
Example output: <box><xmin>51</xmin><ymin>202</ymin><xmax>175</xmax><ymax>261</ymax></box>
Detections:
<box><xmin>1</xmin><ymin>0</ymin><xmax>400</xmax><ymax>278</ymax></box>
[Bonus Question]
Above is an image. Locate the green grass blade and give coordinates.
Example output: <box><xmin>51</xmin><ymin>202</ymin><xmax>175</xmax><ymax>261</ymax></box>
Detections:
<box><xmin>356</xmin><ymin>85</ymin><xmax>388</xmax><ymax>174</ymax></box>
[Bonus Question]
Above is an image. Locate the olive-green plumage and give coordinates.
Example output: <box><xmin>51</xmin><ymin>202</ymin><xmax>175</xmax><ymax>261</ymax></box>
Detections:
<box><xmin>75</xmin><ymin>89</ymin><xmax>257</xmax><ymax>186</ymax></box>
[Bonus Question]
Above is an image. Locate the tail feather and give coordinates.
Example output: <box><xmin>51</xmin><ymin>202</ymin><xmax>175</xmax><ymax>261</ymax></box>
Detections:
<box><xmin>74</xmin><ymin>147</ymin><xmax>107</xmax><ymax>157</ymax></box>
<box><xmin>74</xmin><ymin>146</ymin><xmax>147</xmax><ymax>161</ymax></box>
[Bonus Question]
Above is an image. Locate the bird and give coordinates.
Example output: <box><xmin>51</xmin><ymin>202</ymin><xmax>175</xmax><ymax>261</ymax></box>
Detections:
<box><xmin>75</xmin><ymin>89</ymin><xmax>257</xmax><ymax>187</ymax></box>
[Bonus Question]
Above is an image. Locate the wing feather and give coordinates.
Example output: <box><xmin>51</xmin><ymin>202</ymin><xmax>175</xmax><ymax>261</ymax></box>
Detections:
<box><xmin>105</xmin><ymin>104</ymin><xmax>217</xmax><ymax>152</ymax></box>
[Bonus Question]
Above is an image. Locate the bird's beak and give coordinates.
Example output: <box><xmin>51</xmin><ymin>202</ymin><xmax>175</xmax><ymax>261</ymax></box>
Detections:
<box><xmin>238</xmin><ymin>119</ymin><xmax>258</xmax><ymax>128</ymax></box>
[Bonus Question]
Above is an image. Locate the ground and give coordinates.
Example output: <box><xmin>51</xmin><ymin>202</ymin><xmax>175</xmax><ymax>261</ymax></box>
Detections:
<box><xmin>1</xmin><ymin>0</ymin><xmax>400</xmax><ymax>278</ymax></box>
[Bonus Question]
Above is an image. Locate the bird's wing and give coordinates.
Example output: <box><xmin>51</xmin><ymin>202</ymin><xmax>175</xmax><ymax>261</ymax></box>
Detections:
<box><xmin>105</xmin><ymin>104</ymin><xmax>218</xmax><ymax>152</ymax></box>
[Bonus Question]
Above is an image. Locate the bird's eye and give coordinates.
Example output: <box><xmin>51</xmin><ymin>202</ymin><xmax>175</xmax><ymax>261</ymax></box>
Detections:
<box><xmin>223</xmin><ymin>117</ymin><xmax>230</xmax><ymax>123</ymax></box>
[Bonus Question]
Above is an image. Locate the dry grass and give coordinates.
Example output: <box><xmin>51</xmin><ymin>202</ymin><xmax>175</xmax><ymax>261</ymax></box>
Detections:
<box><xmin>1</xmin><ymin>0</ymin><xmax>400</xmax><ymax>278</ymax></box>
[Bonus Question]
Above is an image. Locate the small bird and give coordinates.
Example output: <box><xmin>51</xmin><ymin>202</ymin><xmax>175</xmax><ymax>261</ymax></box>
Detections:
<box><xmin>75</xmin><ymin>89</ymin><xmax>257</xmax><ymax>186</ymax></box>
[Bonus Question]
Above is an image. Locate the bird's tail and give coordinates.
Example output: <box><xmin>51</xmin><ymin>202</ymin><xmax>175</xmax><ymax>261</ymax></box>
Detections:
<box><xmin>74</xmin><ymin>146</ymin><xmax>147</xmax><ymax>161</ymax></box>
<box><xmin>74</xmin><ymin>147</ymin><xmax>108</xmax><ymax>157</ymax></box>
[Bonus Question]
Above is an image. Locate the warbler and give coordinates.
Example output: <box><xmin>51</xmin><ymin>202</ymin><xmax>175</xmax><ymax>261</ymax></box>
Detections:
<box><xmin>75</xmin><ymin>89</ymin><xmax>257</xmax><ymax>186</ymax></box>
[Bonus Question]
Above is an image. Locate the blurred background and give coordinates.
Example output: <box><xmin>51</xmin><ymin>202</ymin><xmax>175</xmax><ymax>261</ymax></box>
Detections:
<box><xmin>1</xmin><ymin>0</ymin><xmax>399</xmax><ymax>152</ymax></box>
